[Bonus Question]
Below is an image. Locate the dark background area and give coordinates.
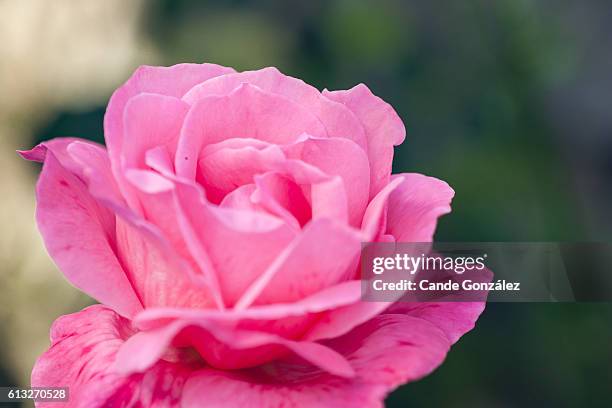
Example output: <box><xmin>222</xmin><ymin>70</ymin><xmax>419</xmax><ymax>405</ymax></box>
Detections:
<box><xmin>3</xmin><ymin>1</ymin><xmax>612</xmax><ymax>406</ymax></box>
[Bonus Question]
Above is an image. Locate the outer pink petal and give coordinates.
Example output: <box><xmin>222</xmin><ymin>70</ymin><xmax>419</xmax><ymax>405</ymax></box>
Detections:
<box><xmin>116</xmin><ymin>318</ymin><xmax>354</xmax><ymax>378</ymax></box>
<box><xmin>324</xmin><ymin>84</ymin><xmax>406</xmax><ymax>198</ymax></box>
<box><xmin>304</xmin><ymin>300</ymin><xmax>392</xmax><ymax>342</ymax></box>
<box><xmin>20</xmin><ymin>138</ymin><xmax>86</xmax><ymax>173</ymax></box>
<box><xmin>22</xmin><ymin>139</ymin><xmax>216</xmax><ymax>311</ymax></box>
<box><xmin>175</xmin><ymin>83</ymin><xmax>327</xmax><ymax>179</ymax></box>
<box><xmin>182</xmin><ymin>66</ymin><xmax>368</xmax><ymax>152</ymax></box>
<box><xmin>32</xmin><ymin>305</ymin><xmax>197</xmax><ymax>408</ymax></box>
<box><xmin>104</xmin><ymin>63</ymin><xmax>234</xmax><ymax>168</ymax></box>
<box><xmin>21</xmin><ymin>140</ymin><xmax>142</xmax><ymax>318</ymax></box>
<box><xmin>66</xmin><ymin>141</ymin><xmax>126</xmax><ymax>205</ymax></box>
<box><xmin>21</xmin><ymin>138</ymin><xmax>126</xmax><ymax>209</ymax></box>
<box><xmin>182</xmin><ymin>314</ymin><xmax>450</xmax><ymax>408</ymax></box>
<box><xmin>386</xmin><ymin>173</ymin><xmax>455</xmax><ymax>242</ymax></box>
<box><xmin>323</xmin><ymin>313</ymin><xmax>450</xmax><ymax>393</ymax></box>
<box><xmin>387</xmin><ymin>302</ymin><xmax>486</xmax><ymax>344</ymax></box>
<box><xmin>117</xmin><ymin>282</ymin><xmax>365</xmax><ymax>378</ymax></box>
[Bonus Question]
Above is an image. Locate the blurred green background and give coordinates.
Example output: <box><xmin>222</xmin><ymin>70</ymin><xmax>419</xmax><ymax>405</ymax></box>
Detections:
<box><xmin>1</xmin><ymin>0</ymin><xmax>611</xmax><ymax>407</ymax></box>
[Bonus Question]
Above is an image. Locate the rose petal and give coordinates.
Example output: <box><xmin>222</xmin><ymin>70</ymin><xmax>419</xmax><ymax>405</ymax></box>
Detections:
<box><xmin>172</xmin><ymin>179</ymin><xmax>296</xmax><ymax>307</ymax></box>
<box><xmin>304</xmin><ymin>300</ymin><xmax>392</xmax><ymax>342</ymax></box>
<box><xmin>133</xmin><ymin>280</ymin><xmax>363</xmax><ymax>329</ymax></box>
<box><xmin>117</xmin><ymin>214</ymin><xmax>216</xmax><ymax>308</ymax></box>
<box><xmin>199</xmin><ymin>137</ymin><xmax>349</xmax><ymax>225</ymax></box>
<box><xmin>175</xmin><ymin>83</ymin><xmax>327</xmax><ymax>179</ymax></box>
<box><xmin>122</xmin><ymin>93</ymin><xmax>189</xmax><ymax>169</ymax></box>
<box><xmin>386</xmin><ymin>173</ymin><xmax>455</xmax><ymax>242</ymax></box>
<box><xmin>127</xmin><ymin>282</ymin><xmax>363</xmax><ymax>366</ymax></box>
<box><xmin>324</xmin><ymin>84</ymin><xmax>405</xmax><ymax>198</ymax></box>
<box><xmin>109</xmin><ymin>93</ymin><xmax>188</xmax><ymax>212</ymax></box>
<box><xmin>23</xmin><ymin>138</ymin><xmax>215</xmax><ymax>312</ymax></box>
<box><xmin>23</xmin><ymin>141</ymin><xmax>142</xmax><ymax>318</ymax></box>
<box><xmin>32</xmin><ymin>305</ymin><xmax>197</xmax><ymax>408</ymax></box>
<box><xmin>182</xmin><ymin>66</ymin><xmax>368</xmax><ymax>151</ymax></box>
<box><xmin>361</xmin><ymin>176</ymin><xmax>405</xmax><ymax>241</ymax></box>
<box><xmin>235</xmin><ymin>218</ymin><xmax>361</xmax><ymax>309</ymax></box>
<box><xmin>19</xmin><ymin>138</ymin><xmax>84</xmax><ymax>170</ymax></box>
<box><xmin>252</xmin><ymin>172</ymin><xmax>310</xmax><ymax>229</ymax></box>
<box><xmin>66</xmin><ymin>141</ymin><xmax>126</xmax><ymax>205</ymax></box>
<box><xmin>182</xmin><ymin>314</ymin><xmax>450</xmax><ymax>408</ymax></box>
<box><xmin>116</xmin><ymin>317</ymin><xmax>355</xmax><ymax>378</ymax></box>
<box><xmin>219</xmin><ymin>184</ymin><xmax>265</xmax><ymax>213</ymax></box>
<box><xmin>105</xmin><ymin>63</ymin><xmax>234</xmax><ymax>168</ymax></box>
<box><xmin>118</xmin><ymin>281</ymin><xmax>368</xmax><ymax>372</ymax></box>
<box><xmin>323</xmin><ymin>314</ymin><xmax>450</xmax><ymax>391</ymax></box>
<box><xmin>198</xmin><ymin>141</ymin><xmax>286</xmax><ymax>203</ymax></box>
<box><xmin>387</xmin><ymin>302</ymin><xmax>486</xmax><ymax>344</ymax></box>
<box><xmin>283</xmin><ymin>136</ymin><xmax>370</xmax><ymax>227</ymax></box>
<box><xmin>145</xmin><ymin>146</ymin><xmax>175</xmax><ymax>176</ymax></box>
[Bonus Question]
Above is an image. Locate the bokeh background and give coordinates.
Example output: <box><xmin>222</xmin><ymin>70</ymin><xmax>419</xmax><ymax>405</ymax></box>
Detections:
<box><xmin>1</xmin><ymin>0</ymin><xmax>611</xmax><ymax>407</ymax></box>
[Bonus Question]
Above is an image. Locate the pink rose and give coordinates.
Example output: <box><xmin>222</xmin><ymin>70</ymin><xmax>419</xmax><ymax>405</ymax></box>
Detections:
<box><xmin>21</xmin><ymin>63</ymin><xmax>484</xmax><ymax>407</ymax></box>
